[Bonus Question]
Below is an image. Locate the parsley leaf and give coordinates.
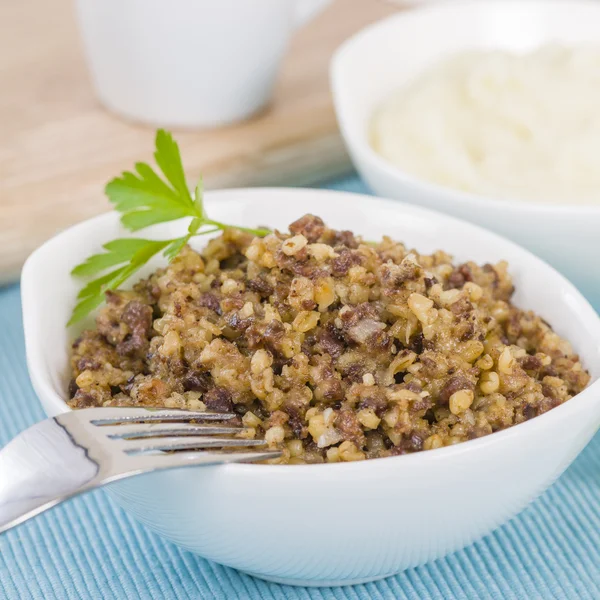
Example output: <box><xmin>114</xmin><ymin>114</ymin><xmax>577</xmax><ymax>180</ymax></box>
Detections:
<box><xmin>71</xmin><ymin>238</ymin><xmax>153</xmax><ymax>277</ymax></box>
<box><xmin>69</xmin><ymin>130</ymin><xmax>269</xmax><ymax>325</ymax></box>
<box><xmin>68</xmin><ymin>239</ymin><xmax>172</xmax><ymax>326</ymax></box>
<box><xmin>153</xmin><ymin>129</ymin><xmax>196</xmax><ymax>211</ymax></box>
<box><xmin>105</xmin><ymin>130</ymin><xmax>201</xmax><ymax>231</ymax></box>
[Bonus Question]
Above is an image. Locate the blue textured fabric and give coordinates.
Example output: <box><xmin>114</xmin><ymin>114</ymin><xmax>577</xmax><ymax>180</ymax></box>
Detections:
<box><xmin>1</xmin><ymin>175</ymin><xmax>599</xmax><ymax>600</ymax></box>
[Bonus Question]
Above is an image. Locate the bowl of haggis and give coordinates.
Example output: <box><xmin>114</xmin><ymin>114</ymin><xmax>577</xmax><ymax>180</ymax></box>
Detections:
<box><xmin>21</xmin><ymin>131</ymin><xmax>600</xmax><ymax>586</ymax></box>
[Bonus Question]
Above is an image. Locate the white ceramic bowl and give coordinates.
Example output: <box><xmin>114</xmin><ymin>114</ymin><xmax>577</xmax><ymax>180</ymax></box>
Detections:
<box><xmin>21</xmin><ymin>189</ymin><xmax>600</xmax><ymax>586</ymax></box>
<box><xmin>331</xmin><ymin>0</ymin><xmax>600</xmax><ymax>309</ymax></box>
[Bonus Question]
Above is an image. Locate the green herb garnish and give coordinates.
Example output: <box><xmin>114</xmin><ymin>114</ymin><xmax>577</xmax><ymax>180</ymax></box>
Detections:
<box><xmin>69</xmin><ymin>130</ymin><xmax>269</xmax><ymax>325</ymax></box>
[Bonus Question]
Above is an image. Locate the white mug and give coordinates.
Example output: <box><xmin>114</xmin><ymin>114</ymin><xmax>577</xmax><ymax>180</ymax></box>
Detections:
<box><xmin>76</xmin><ymin>0</ymin><xmax>332</xmax><ymax>128</ymax></box>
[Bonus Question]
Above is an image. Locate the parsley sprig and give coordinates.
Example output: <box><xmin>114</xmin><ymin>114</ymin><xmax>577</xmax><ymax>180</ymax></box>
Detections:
<box><xmin>69</xmin><ymin>130</ymin><xmax>268</xmax><ymax>325</ymax></box>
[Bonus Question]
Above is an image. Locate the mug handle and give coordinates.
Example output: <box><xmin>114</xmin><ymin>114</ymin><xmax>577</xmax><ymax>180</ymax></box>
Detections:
<box><xmin>293</xmin><ymin>0</ymin><xmax>333</xmax><ymax>29</ymax></box>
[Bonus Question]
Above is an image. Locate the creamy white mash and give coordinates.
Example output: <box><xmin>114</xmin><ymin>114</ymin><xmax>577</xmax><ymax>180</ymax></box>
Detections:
<box><xmin>371</xmin><ymin>45</ymin><xmax>600</xmax><ymax>204</ymax></box>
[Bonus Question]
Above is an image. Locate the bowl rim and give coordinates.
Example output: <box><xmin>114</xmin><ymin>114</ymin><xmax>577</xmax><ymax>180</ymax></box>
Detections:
<box><xmin>21</xmin><ymin>186</ymin><xmax>600</xmax><ymax>474</ymax></box>
<box><xmin>330</xmin><ymin>0</ymin><xmax>600</xmax><ymax>215</ymax></box>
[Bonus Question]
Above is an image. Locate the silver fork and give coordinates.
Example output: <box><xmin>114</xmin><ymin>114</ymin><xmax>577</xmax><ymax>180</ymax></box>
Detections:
<box><xmin>0</xmin><ymin>407</ymin><xmax>281</xmax><ymax>533</ymax></box>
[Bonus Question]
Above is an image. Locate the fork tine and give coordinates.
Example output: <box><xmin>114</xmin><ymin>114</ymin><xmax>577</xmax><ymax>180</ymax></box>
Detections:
<box><xmin>131</xmin><ymin>449</ymin><xmax>283</xmax><ymax>470</ymax></box>
<box><xmin>84</xmin><ymin>407</ymin><xmax>236</xmax><ymax>425</ymax></box>
<box><xmin>122</xmin><ymin>436</ymin><xmax>267</xmax><ymax>454</ymax></box>
<box><xmin>102</xmin><ymin>423</ymin><xmax>243</xmax><ymax>439</ymax></box>
<box><xmin>200</xmin><ymin>450</ymin><xmax>282</xmax><ymax>463</ymax></box>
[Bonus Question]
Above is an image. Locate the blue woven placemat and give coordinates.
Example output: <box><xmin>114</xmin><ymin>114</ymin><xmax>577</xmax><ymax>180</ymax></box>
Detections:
<box><xmin>1</xmin><ymin>176</ymin><xmax>599</xmax><ymax>600</ymax></box>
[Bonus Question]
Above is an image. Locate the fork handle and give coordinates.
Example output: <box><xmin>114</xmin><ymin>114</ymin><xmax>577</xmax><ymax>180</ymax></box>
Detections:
<box><xmin>0</xmin><ymin>418</ymin><xmax>103</xmax><ymax>533</ymax></box>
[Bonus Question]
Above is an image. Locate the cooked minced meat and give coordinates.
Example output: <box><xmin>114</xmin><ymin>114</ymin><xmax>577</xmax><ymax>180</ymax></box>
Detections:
<box><xmin>69</xmin><ymin>214</ymin><xmax>590</xmax><ymax>463</ymax></box>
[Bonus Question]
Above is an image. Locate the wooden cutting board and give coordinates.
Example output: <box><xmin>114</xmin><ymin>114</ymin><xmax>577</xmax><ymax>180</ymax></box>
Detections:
<box><xmin>0</xmin><ymin>0</ymin><xmax>401</xmax><ymax>284</ymax></box>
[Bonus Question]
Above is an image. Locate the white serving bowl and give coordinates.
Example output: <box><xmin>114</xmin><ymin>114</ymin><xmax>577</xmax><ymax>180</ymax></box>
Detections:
<box><xmin>21</xmin><ymin>189</ymin><xmax>600</xmax><ymax>586</ymax></box>
<box><xmin>331</xmin><ymin>0</ymin><xmax>600</xmax><ymax>309</ymax></box>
